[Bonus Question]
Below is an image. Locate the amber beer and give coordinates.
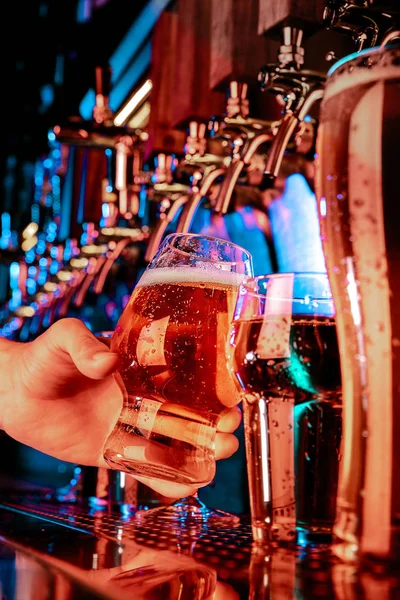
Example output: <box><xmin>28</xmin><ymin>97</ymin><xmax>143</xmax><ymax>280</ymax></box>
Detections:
<box><xmin>233</xmin><ymin>315</ymin><xmax>342</xmax><ymax>537</ymax></box>
<box><xmin>316</xmin><ymin>46</ymin><xmax>400</xmax><ymax>559</ymax></box>
<box><xmin>103</xmin><ymin>266</ymin><xmax>244</xmax><ymax>486</ymax></box>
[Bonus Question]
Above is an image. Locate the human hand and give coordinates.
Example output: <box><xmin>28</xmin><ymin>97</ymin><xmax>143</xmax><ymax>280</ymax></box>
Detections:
<box><xmin>1</xmin><ymin>318</ymin><xmax>241</xmax><ymax>498</ymax></box>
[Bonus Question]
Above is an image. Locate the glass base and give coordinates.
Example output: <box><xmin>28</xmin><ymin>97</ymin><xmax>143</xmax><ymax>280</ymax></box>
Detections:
<box><xmin>135</xmin><ymin>495</ymin><xmax>240</xmax><ymax>527</ymax></box>
<box><xmin>296</xmin><ymin>527</ymin><xmax>333</xmax><ymax>548</ymax></box>
<box><xmin>104</xmin><ymin>450</ymin><xmax>211</xmax><ymax>487</ymax></box>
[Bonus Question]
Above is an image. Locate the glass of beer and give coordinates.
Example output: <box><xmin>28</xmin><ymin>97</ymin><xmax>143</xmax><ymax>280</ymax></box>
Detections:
<box><xmin>103</xmin><ymin>233</ymin><xmax>252</xmax><ymax>520</ymax></box>
<box><xmin>316</xmin><ymin>44</ymin><xmax>400</xmax><ymax>562</ymax></box>
<box><xmin>230</xmin><ymin>273</ymin><xmax>342</xmax><ymax>544</ymax></box>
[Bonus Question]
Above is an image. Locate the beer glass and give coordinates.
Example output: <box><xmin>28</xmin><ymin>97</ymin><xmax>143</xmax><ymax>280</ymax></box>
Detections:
<box><xmin>230</xmin><ymin>273</ymin><xmax>341</xmax><ymax>544</ymax></box>
<box><xmin>316</xmin><ymin>44</ymin><xmax>400</xmax><ymax>562</ymax></box>
<box><xmin>103</xmin><ymin>233</ymin><xmax>252</xmax><ymax>520</ymax></box>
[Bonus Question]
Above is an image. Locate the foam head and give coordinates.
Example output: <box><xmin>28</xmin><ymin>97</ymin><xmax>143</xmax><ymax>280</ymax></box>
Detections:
<box><xmin>137</xmin><ymin>266</ymin><xmax>246</xmax><ymax>289</ymax></box>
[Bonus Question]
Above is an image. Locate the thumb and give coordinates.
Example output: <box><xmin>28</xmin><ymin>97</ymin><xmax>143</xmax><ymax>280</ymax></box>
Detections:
<box><xmin>37</xmin><ymin>318</ymin><xmax>119</xmax><ymax>380</ymax></box>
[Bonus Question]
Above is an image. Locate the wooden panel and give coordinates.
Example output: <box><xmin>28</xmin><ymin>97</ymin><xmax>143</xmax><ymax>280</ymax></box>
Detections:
<box><xmin>258</xmin><ymin>0</ymin><xmax>326</xmax><ymax>37</ymax></box>
<box><xmin>147</xmin><ymin>10</ymin><xmax>186</xmax><ymax>155</ymax></box>
<box><xmin>210</xmin><ymin>0</ymin><xmax>269</xmax><ymax>90</ymax></box>
<box><xmin>171</xmin><ymin>0</ymin><xmax>226</xmax><ymax>127</ymax></box>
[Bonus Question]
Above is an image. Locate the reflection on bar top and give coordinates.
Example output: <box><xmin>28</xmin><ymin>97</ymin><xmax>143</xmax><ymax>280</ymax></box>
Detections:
<box><xmin>1</xmin><ymin>501</ymin><xmax>400</xmax><ymax>600</ymax></box>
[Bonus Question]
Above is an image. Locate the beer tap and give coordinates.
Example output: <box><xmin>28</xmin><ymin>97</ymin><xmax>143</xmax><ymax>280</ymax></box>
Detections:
<box><xmin>144</xmin><ymin>152</ymin><xmax>191</xmax><ymax>262</ymax></box>
<box><xmin>323</xmin><ymin>1</ymin><xmax>400</xmax><ymax>50</ymax></box>
<box><xmin>176</xmin><ymin>82</ymin><xmax>277</xmax><ymax>233</ymax></box>
<box><xmin>144</xmin><ymin>116</ymin><xmax>231</xmax><ymax>263</ymax></box>
<box><xmin>211</xmin><ymin>89</ymin><xmax>278</xmax><ymax>216</ymax></box>
<box><xmin>253</xmin><ymin>26</ymin><xmax>325</xmax><ymax>195</ymax></box>
<box><xmin>53</xmin><ymin>65</ymin><xmax>146</xmax><ymax>243</ymax></box>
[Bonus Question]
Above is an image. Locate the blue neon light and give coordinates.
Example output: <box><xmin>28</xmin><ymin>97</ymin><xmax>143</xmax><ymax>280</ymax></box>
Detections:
<box><xmin>79</xmin><ymin>0</ymin><xmax>167</xmax><ymax>118</ymax></box>
<box><xmin>110</xmin><ymin>0</ymin><xmax>169</xmax><ymax>81</ymax></box>
<box><xmin>109</xmin><ymin>41</ymin><xmax>152</xmax><ymax>112</ymax></box>
<box><xmin>327</xmin><ymin>46</ymin><xmax>381</xmax><ymax>76</ymax></box>
<box><xmin>10</xmin><ymin>263</ymin><xmax>20</xmax><ymax>289</ymax></box>
<box><xmin>80</xmin><ymin>41</ymin><xmax>152</xmax><ymax>118</ymax></box>
<box><xmin>58</xmin><ymin>147</ymin><xmax>76</xmax><ymax>241</ymax></box>
<box><xmin>77</xmin><ymin>150</ymin><xmax>89</xmax><ymax>224</ymax></box>
<box><xmin>1</xmin><ymin>212</ymin><xmax>11</xmax><ymax>232</ymax></box>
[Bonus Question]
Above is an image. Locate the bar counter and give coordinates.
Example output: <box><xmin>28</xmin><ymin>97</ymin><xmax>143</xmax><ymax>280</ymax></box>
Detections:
<box><xmin>1</xmin><ymin>490</ymin><xmax>400</xmax><ymax>600</ymax></box>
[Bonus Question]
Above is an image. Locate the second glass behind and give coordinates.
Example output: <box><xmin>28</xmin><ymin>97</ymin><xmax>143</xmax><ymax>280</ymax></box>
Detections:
<box><xmin>104</xmin><ymin>233</ymin><xmax>253</xmax><ymax>487</ymax></box>
<box><xmin>231</xmin><ymin>273</ymin><xmax>342</xmax><ymax>544</ymax></box>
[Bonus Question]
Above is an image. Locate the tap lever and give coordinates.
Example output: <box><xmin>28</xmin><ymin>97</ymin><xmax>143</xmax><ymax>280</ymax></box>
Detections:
<box><xmin>185</xmin><ymin>121</ymin><xmax>208</xmax><ymax>157</ymax></box>
<box><xmin>278</xmin><ymin>26</ymin><xmax>305</xmax><ymax>70</ymax></box>
<box><xmin>226</xmin><ymin>81</ymin><xmax>250</xmax><ymax>119</ymax></box>
<box><xmin>93</xmin><ymin>65</ymin><xmax>114</xmax><ymax>126</ymax></box>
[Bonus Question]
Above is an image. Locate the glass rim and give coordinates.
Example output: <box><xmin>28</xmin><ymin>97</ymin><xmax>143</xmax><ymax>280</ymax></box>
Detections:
<box><xmin>162</xmin><ymin>232</ymin><xmax>253</xmax><ymax>265</ymax></box>
<box><xmin>240</xmin><ymin>272</ymin><xmax>333</xmax><ymax>302</ymax></box>
<box><xmin>327</xmin><ymin>44</ymin><xmax>398</xmax><ymax>77</ymax></box>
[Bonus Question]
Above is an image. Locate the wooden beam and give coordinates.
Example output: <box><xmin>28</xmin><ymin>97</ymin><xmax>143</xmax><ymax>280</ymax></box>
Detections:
<box><xmin>258</xmin><ymin>0</ymin><xmax>326</xmax><ymax>37</ymax></box>
<box><xmin>210</xmin><ymin>0</ymin><xmax>270</xmax><ymax>90</ymax></box>
<box><xmin>147</xmin><ymin>10</ymin><xmax>186</xmax><ymax>155</ymax></box>
<box><xmin>171</xmin><ymin>0</ymin><xmax>226</xmax><ymax>128</ymax></box>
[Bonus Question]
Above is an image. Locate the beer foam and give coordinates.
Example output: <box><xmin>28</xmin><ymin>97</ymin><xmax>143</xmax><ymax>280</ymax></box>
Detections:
<box><xmin>324</xmin><ymin>48</ymin><xmax>400</xmax><ymax>102</ymax></box>
<box><xmin>137</xmin><ymin>266</ymin><xmax>246</xmax><ymax>289</ymax></box>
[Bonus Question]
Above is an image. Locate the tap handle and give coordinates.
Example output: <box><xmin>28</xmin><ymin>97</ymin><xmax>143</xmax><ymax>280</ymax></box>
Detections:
<box><xmin>154</xmin><ymin>153</ymin><xmax>177</xmax><ymax>184</ymax></box>
<box><xmin>185</xmin><ymin>121</ymin><xmax>207</xmax><ymax>156</ymax></box>
<box><xmin>278</xmin><ymin>26</ymin><xmax>305</xmax><ymax>69</ymax></box>
<box><xmin>95</xmin><ymin>65</ymin><xmax>111</xmax><ymax>98</ymax></box>
<box><xmin>226</xmin><ymin>81</ymin><xmax>250</xmax><ymax>118</ymax></box>
<box><xmin>93</xmin><ymin>65</ymin><xmax>114</xmax><ymax>125</ymax></box>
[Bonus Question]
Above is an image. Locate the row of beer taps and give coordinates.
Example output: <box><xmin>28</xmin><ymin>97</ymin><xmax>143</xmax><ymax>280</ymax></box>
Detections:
<box><xmin>0</xmin><ymin>25</ymin><xmax>327</xmax><ymax>341</ymax></box>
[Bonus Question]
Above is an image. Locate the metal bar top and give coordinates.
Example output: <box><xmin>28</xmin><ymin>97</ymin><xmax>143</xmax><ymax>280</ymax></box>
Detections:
<box><xmin>1</xmin><ymin>499</ymin><xmax>400</xmax><ymax>599</ymax></box>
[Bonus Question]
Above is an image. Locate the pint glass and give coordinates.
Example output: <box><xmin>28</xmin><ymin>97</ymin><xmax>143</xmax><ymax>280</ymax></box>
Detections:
<box><xmin>316</xmin><ymin>45</ymin><xmax>400</xmax><ymax>561</ymax></box>
<box><xmin>104</xmin><ymin>234</ymin><xmax>253</xmax><ymax>487</ymax></box>
<box><xmin>231</xmin><ymin>273</ymin><xmax>341</xmax><ymax>544</ymax></box>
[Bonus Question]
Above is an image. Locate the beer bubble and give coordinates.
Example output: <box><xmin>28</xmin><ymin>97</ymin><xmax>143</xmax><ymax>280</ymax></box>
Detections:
<box><xmin>272</xmin><ymin>420</ymin><xmax>279</xmax><ymax>427</ymax></box>
<box><xmin>362</xmin><ymin>430</ymin><xmax>368</xmax><ymax>438</ymax></box>
<box><xmin>305</xmin><ymin>453</ymin><xmax>311</xmax><ymax>461</ymax></box>
<box><xmin>245</xmin><ymin>352</ymin><xmax>257</xmax><ymax>364</ymax></box>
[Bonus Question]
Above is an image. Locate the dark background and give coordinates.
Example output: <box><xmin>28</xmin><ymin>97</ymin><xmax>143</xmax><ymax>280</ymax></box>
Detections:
<box><xmin>5</xmin><ymin>0</ymin><xmax>148</xmax><ymax>150</ymax></box>
<box><xmin>2</xmin><ymin>0</ymin><xmax>149</xmax><ymax>212</ymax></box>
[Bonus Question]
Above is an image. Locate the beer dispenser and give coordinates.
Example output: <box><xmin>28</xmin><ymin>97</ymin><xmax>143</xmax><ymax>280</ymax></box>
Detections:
<box><xmin>53</xmin><ymin>65</ymin><xmax>145</xmax><ymax>240</ymax></box>
<box><xmin>317</xmin><ymin>0</ymin><xmax>400</xmax><ymax>564</ymax></box>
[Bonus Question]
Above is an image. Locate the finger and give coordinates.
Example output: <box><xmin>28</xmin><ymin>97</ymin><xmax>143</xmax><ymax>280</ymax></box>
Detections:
<box><xmin>216</xmin><ymin>406</ymin><xmax>242</xmax><ymax>433</ymax></box>
<box><xmin>134</xmin><ymin>475</ymin><xmax>198</xmax><ymax>499</ymax></box>
<box><xmin>215</xmin><ymin>432</ymin><xmax>239</xmax><ymax>461</ymax></box>
<box><xmin>41</xmin><ymin>318</ymin><xmax>119</xmax><ymax>380</ymax></box>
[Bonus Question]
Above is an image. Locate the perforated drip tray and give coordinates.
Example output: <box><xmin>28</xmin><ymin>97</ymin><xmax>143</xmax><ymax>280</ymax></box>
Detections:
<box><xmin>0</xmin><ymin>499</ymin><xmax>254</xmax><ymax>572</ymax></box>
<box><xmin>0</xmin><ymin>499</ymin><xmax>256</xmax><ymax>599</ymax></box>
<box><xmin>2</xmin><ymin>499</ymin><xmax>400</xmax><ymax>599</ymax></box>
